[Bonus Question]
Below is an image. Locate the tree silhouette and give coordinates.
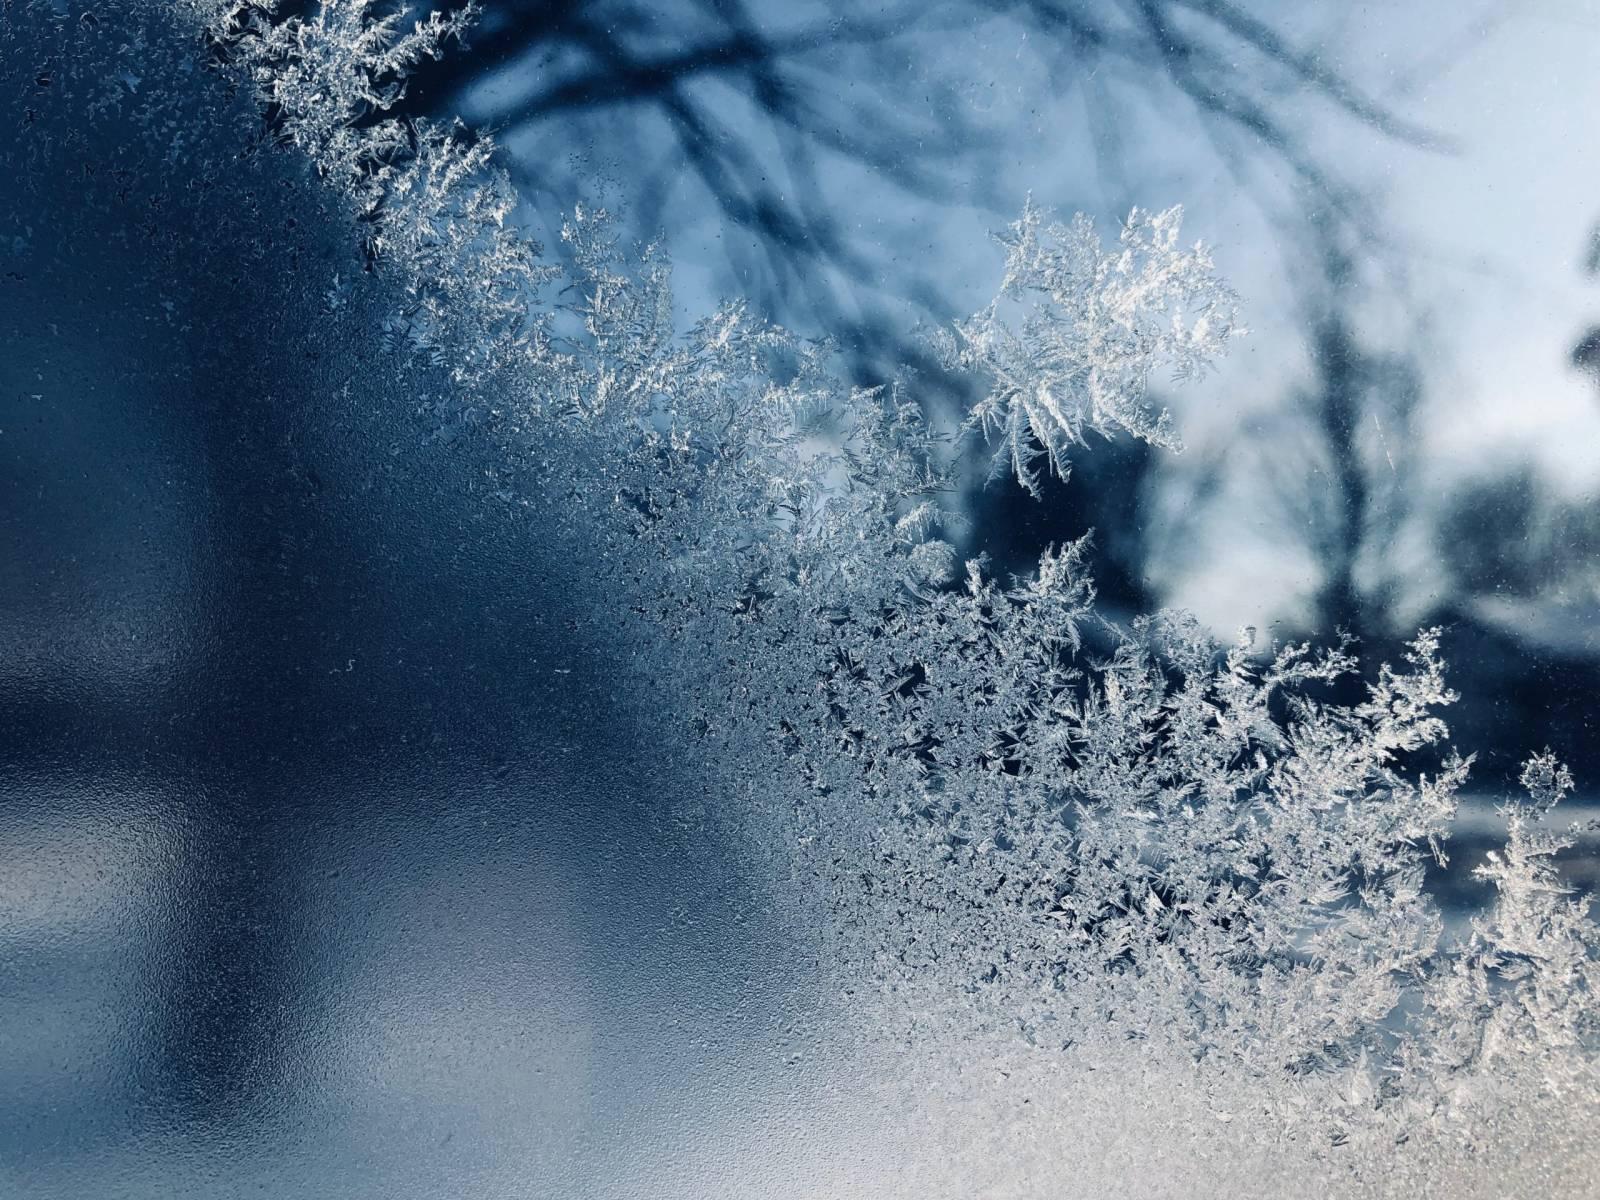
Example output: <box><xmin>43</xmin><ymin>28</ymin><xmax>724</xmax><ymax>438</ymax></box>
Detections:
<box><xmin>391</xmin><ymin>0</ymin><xmax>1443</xmax><ymax>383</ymax></box>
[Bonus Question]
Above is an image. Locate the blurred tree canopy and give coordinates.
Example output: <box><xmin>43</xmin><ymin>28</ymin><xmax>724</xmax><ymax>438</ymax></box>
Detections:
<box><xmin>391</xmin><ymin>0</ymin><xmax>1441</xmax><ymax>378</ymax></box>
<box><xmin>374</xmin><ymin>0</ymin><xmax>1600</xmax><ymax>777</ymax></box>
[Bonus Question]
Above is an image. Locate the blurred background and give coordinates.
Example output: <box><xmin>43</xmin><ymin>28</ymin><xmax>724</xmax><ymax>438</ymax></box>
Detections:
<box><xmin>387</xmin><ymin>0</ymin><xmax>1600</xmax><ymax>786</ymax></box>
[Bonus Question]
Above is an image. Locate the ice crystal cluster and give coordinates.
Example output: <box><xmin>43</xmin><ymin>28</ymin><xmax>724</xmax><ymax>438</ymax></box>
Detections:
<box><xmin>945</xmin><ymin>200</ymin><xmax>1240</xmax><ymax>494</ymax></box>
<box><xmin>8</xmin><ymin>0</ymin><xmax>1600</xmax><ymax>1193</ymax></box>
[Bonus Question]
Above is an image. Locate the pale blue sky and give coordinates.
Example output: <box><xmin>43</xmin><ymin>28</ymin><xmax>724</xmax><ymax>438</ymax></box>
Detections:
<box><xmin>464</xmin><ymin>0</ymin><xmax>1600</xmax><ymax>633</ymax></box>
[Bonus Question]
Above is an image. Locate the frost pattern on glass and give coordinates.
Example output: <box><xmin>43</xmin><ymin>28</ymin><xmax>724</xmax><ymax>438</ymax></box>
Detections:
<box><xmin>25</xmin><ymin>0</ymin><xmax>1600</xmax><ymax>1191</ymax></box>
<box><xmin>945</xmin><ymin>201</ymin><xmax>1241</xmax><ymax>494</ymax></box>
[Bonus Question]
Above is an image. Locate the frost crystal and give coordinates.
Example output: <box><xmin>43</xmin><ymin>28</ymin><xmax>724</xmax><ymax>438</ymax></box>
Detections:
<box><xmin>207</xmin><ymin>0</ymin><xmax>553</xmax><ymax>382</ymax></box>
<box><xmin>948</xmin><ymin>201</ymin><xmax>1242</xmax><ymax>494</ymax></box>
<box><xmin>22</xmin><ymin>0</ymin><xmax>1600</xmax><ymax>1190</ymax></box>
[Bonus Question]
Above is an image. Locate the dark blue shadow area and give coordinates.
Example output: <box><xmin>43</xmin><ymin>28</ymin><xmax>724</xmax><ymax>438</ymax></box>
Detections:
<box><xmin>0</xmin><ymin>23</ymin><xmax>805</xmax><ymax>1195</ymax></box>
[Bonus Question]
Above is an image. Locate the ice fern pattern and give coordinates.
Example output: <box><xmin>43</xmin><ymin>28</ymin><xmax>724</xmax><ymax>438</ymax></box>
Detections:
<box><xmin>206</xmin><ymin>0</ymin><xmax>552</xmax><ymax>381</ymax></box>
<box><xmin>33</xmin><ymin>0</ymin><xmax>1600</xmax><ymax>1191</ymax></box>
<box><xmin>945</xmin><ymin>201</ymin><xmax>1242</xmax><ymax>494</ymax></box>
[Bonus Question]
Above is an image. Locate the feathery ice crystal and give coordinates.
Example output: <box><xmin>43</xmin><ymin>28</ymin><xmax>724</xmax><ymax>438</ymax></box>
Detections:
<box><xmin>16</xmin><ymin>0</ymin><xmax>1600</xmax><ymax>1191</ymax></box>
